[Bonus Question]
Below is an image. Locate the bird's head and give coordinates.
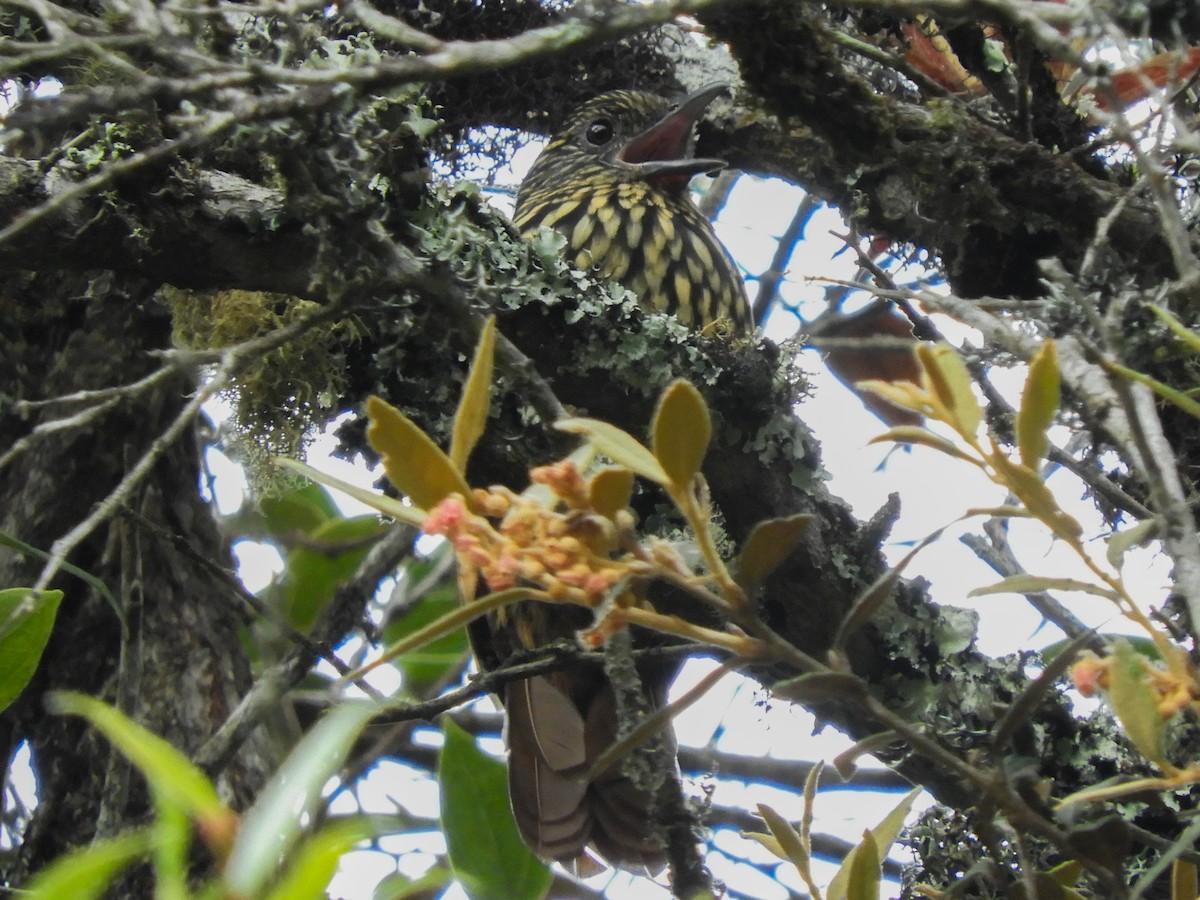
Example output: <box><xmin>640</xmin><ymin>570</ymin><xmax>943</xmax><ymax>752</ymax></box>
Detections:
<box><xmin>519</xmin><ymin>84</ymin><xmax>729</xmax><ymax>199</ymax></box>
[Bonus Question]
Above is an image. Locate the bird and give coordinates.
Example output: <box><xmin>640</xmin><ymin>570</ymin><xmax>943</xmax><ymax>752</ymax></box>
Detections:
<box><xmin>513</xmin><ymin>83</ymin><xmax>752</xmax><ymax>335</ymax></box>
<box><xmin>468</xmin><ymin>85</ymin><xmax>751</xmax><ymax>877</ymax></box>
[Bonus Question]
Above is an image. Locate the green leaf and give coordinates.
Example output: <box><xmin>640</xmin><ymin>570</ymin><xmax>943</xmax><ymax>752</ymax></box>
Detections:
<box><xmin>736</xmin><ymin>514</ymin><xmax>814</xmax><ymax>594</ymax></box>
<box><xmin>22</xmin><ymin>828</ymin><xmax>152</xmax><ymax>900</ymax></box>
<box><xmin>439</xmin><ymin>719</ymin><xmax>551</xmax><ymax>900</ymax></box>
<box><xmin>1017</xmin><ymin>341</ymin><xmax>1060</xmax><ymax>468</ymax></box>
<box><xmin>917</xmin><ymin>343</ymin><xmax>981</xmax><ymax>437</ymax></box>
<box><xmin>279</xmin><ymin>515</ymin><xmax>386</xmax><ymax>631</ymax></box>
<box><xmin>651</xmin><ymin>379</ymin><xmax>711</xmax><ymax>489</ymax></box>
<box><xmin>346</xmin><ymin>587</ymin><xmax>536</xmax><ymax>684</ymax></box>
<box><xmin>373</xmin><ymin>867</ymin><xmax>453</xmax><ymax>899</ymax></box>
<box><xmin>48</xmin><ymin>693</ymin><xmax>226</xmax><ymax>820</ymax></box>
<box><xmin>450</xmin><ymin>316</ymin><xmax>497</xmax><ymax>474</ymax></box>
<box><xmin>225</xmin><ymin>701</ymin><xmax>381</xmax><ymax>897</ymax></box>
<box><xmin>262</xmin><ymin>818</ymin><xmax>379</xmax><ymax>900</ymax></box>
<box><xmin>0</xmin><ymin>588</ymin><xmax>62</xmax><ymax>713</ymax></box>
<box><xmin>1106</xmin><ymin>639</ymin><xmax>1168</xmax><ymax>767</ymax></box>
<box><xmin>153</xmin><ymin>801</ymin><xmax>191</xmax><ymax>900</ymax></box>
<box><xmin>259</xmin><ymin>483</ymin><xmax>340</xmax><ymax>536</ymax></box>
<box><xmin>366</xmin><ymin>395</ymin><xmax>472</xmax><ymax>513</ymax></box>
<box><xmin>556</xmin><ymin>417</ymin><xmax>668</xmax><ymax>485</ymax></box>
<box><xmin>382</xmin><ymin>583</ymin><xmax>469</xmax><ymax>691</ymax></box>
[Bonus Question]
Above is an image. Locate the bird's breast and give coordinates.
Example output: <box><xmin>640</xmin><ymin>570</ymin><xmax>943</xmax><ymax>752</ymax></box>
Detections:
<box><xmin>515</xmin><ymin>183</ymin><xmax>748</xmax><ymax>333</ymax></box>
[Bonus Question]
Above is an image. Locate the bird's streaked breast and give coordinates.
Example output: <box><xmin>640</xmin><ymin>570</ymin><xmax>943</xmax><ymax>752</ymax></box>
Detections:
<box><xmin>515</xmin><ymin>179</ymin><xmax>749</xmax><ymax>333</ymax></box>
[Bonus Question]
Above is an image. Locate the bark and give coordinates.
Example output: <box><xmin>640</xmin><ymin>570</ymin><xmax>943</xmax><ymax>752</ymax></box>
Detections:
<box><xmin>0</xmin><ymin>274</ymin><xmax>267</xmax><ymax>885</ymax></box>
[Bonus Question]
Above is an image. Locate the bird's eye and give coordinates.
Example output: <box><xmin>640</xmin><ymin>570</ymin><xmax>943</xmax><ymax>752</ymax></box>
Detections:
<box><xmin>584</xmin><ymin>118</ymin><xmax>614</xmax><ymax>146</ymax></box>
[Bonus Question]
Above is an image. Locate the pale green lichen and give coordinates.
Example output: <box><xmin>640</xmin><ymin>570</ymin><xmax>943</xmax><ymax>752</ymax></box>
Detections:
<box><xmin>164</xmin><ymin>286</ymin><xmax>352</xmax><ymax>490</ymax></box>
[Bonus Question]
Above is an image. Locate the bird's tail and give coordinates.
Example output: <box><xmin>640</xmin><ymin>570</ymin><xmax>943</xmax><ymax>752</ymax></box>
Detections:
<box><xmin>504</xmin><ymin>673</ymin><xmax>672</xmax><ymax>876</ymax></box>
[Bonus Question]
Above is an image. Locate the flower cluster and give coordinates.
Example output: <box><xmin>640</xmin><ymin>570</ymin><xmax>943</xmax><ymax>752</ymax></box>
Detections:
<box><xmin>423</xmin><ymin>461</ymin><xmax>645</xmax><ymax>606</ymax></box>
<box><xmin>1073</xmin><ymin>654</ymin><xmax>1197</xmax><ymax>720</ymax></box>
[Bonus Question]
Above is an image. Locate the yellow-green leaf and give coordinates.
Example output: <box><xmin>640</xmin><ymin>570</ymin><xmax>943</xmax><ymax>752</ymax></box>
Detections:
<box><xmin>367</xmin><ymin>395</ymin><xmax>472</xmax><ymax>513</ymax></box>
<box><xmin>1017</xmin><ymin>341</ymin><xmax>1060</xmax><ymax>468</ymax></box>
<box><xmin>1106</xmin><ymin>519</ymin><xmax>1160</xmax><ymax>571</ymax></box>
<box><xmin>262</xmin><ymin>818</ymin><xmax>380</xmax><ymax>900</ymax></box>
<box><xmin>556</xmin><ymin>417</ymin><xmax>669</xmax><ymax>485</ymax></box>
<box><xmin>736</xmin><ymin>514</ymin><xmax>814</xmax><ymax>593</ymax></box>
<box><xmin>1149</xmin><ymin>303</ymin><xmax>1200</xmax><ymax>354</ymax></box>
<box><xmin>372</xmin><ymin>868</ymin><xmax>453</xmax><ymax>900</ymax></box>
<box><xmin>48</xmin><ymin>693</ymin><xmax>227</xmax><ymax>820</ymax></box>
<box><xmin>827</xmin><ymin>788</ymin><xmax>920</xmax><ymax>900</ymax></box>
<box><xmin>964</xmin><ymin>505</ymin><xmax>1034</xmax><ymax>519</ymax></box>
<box><xmin>967</xmin><ymin>575</ymin><xmax>1117</xmax><ymax>601</ymax></box>
<box><xmin>918</xmin><ymin>343</ymin><xmax>981</xmax><ymax>437</ymax></box>
<box><xmin>866</xmin><ymin>426</ymin><xmax>979</xmax><ymax>464</ymax></box>
<box><xmin>273</xmin><ymin>458</ymin><xmax>425</xmax><ymax>527</ymax></box>
<box><xmin>651</xmin><ymin>379</ymin><xmax>711</xmax><ymax>489</ymax></box>
<box><xmin>450</xmin><ymin>316</ymin><xmax>497</xmax><ymax>474</ymax></box>
<box><xmin>752</xmin><ymin>803</ymin><xmax>807</xmax><ymax>867</ymax></box>
<box><xmin>832</xmin><ymin>732</ymin><xmax>901</xmax><ymax>781</ymax></box>
<box><xmin>1171</xmin><ymin>858</ymin><xmax>1197</xmax><ymax>900</ymax></box>
<box><xmin>1107</xmin><ymin>639</ymin><xmax>1169</xmax><ymax>766</ymax></box>
<box><xmin>588</xmin><ymin>466</ymin><xmax>635</xmax><ymax>520</ymax></box>
<box><xmin>343</xmin><ymin>587</ymin><xmax>540</xmax><ymax>684</ymax></box>
<box><xmin>1105</xmin><ymin>359</ymin><xmax>1200</xmax><ymax>420</ymax></box>
<box><xmin>226</xmin><ymin>702</ymin><xmax>381</xmax><ymax>897</ymax></box>
<box><xmin>856</xmin><ymin>379</ymin><xmax>930</xmax><ymax>415</ymax></box>
<box><xmin>740</xmin><ymin>828</ymin><xmax>788</xmax><ymax>860</ymax></box>
<box><xmin>1046</xmin><ymin>859</ymin><xmax>1084</xmax><ymax>887</ymax></box>
<box><xmin>843</xmin><ymin>831</ymin><xmax>881</xmax><ymax>900</ymax></box>
<box><xmin>0</xmin><ymin>588</ymin><xmax>62</xmax><ymax>714</ymax></box>
<box><xmin>22</xmin><ymin>828</ymin><xmax>152</xmax><ymax>900</ymax></box>
<box><xmin>992</xmin><ymin>454</ymin><xmax>1083</xmax><ymax>541</ymax></box>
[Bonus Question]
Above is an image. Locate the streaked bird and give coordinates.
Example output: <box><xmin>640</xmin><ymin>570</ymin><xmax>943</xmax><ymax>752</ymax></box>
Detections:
<box><xmin>514</xmin><ymin>83</ymin><xmax>752</xmax><ymax>335</ymax></box>
<box><xmin>469</xmin><ymin>85</ymin><xmax>751</xmax><ymax>877</ymax></box>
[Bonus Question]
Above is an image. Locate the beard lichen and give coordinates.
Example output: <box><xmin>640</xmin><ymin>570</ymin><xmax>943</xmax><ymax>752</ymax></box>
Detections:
<box><xmin>163</xmin><ymin>286</ymin><xmax>353</xmax><ymax>491</ymax></box>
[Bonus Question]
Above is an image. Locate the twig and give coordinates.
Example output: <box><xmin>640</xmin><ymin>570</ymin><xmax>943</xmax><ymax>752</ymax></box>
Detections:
<box><xmin>194</xmin><ymin>521</ymin><xmax>416</xmax><ymax>773</ymax></box>
<box><xmin>960</xmin><ymin>518</ymin><xmax>1101</xmax><ymax>649</ymax></box>
<box><xmin>1107</xmin><ymin>377</ymin><xmax>1200</xmax><ymax>636</ymax></box>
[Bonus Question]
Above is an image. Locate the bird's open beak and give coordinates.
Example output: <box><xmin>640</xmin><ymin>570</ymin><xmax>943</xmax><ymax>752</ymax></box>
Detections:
<box><xmin>616</xmin><ymin>83</ymin><xmax>728</xmax><ymax>187</ymax></box>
